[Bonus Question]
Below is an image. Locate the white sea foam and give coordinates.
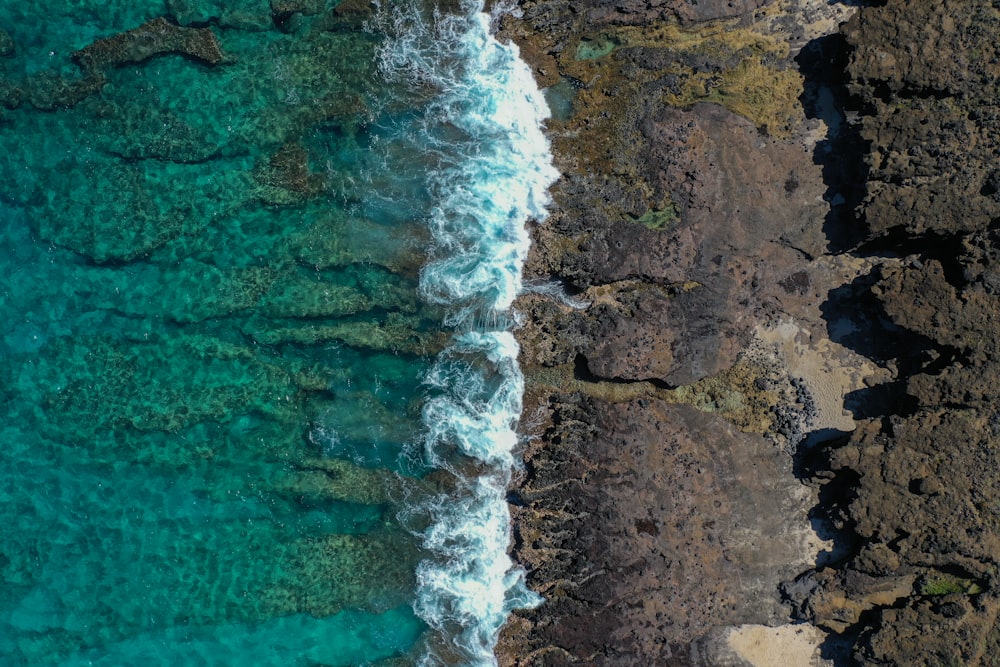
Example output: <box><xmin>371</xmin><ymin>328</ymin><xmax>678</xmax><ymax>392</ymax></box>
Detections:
<box><xmin>421</xmin><ymin>333</ymin><xmax>523</xmax><ymax>468</ymax></box>
<box><xmin>522</xmin><ymin>279</ymin><xmax>592</xmax><ymax>310</ymax></box>
<box><xmin>378</xmin><ymin>0</ymin><xmax>559</xmax><ymax>324</ymax></box>
<box><xmin>376</xmin><ymin>1</ymin><xmax>558</xmax><ymax>664</ymax></box>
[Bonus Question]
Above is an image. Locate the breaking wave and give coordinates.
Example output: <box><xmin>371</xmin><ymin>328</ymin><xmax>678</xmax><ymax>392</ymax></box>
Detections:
<box><xmin>376</xmin><ymin>0</ymin><xmax>559</xmax><ymax>663</ymax></box>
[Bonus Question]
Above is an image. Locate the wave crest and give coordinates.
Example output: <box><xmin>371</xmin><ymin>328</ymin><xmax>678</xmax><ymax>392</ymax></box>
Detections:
<box><xmin>376</xmin><ymin>1</ymin><xmax>558</xmax><ymax>664</ymax></box>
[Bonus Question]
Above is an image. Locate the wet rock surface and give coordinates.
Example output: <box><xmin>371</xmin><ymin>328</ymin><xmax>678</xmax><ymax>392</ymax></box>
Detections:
<box><xmin>73</xmin><ymin>16</ymin><xmax>225</xmax><ymax>72</ymax></box>
<box><xmin>500</xmin><ymin>0</ymin><xmax>1000</xmax><ymax>664</ymax></box>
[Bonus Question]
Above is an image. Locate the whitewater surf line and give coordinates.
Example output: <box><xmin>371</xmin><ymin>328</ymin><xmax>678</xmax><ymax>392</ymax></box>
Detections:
<box><xmin>375</xmin><ymin>0</ymin><xmax>559</xmax><ymax>663</ymax></box>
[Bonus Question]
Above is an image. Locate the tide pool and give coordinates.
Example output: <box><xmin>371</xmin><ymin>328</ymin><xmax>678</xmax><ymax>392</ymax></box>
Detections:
<box><xmin>0</xmin><ymin>1</ymin><xmax>555</xmax><ymax>665</ymax></box>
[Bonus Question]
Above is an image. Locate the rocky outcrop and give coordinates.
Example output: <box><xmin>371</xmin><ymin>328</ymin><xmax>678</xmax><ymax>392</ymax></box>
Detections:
<box><xmin>845</xmin><ymin>1</ymin><xmax>1000</xmax><ymax>241</ymax></box>
<box><xmin>5</xmin><ymin>17</ymin><xmax>225</xmax><ymax>111</ymax></box>
<box><xmin>252</xmin><ymin>141</ymin><xmax>327</xmax><ymax>205</ymax></box>
<box><xmin>514</xmin><ymin>94</ymin><xmax>837</xmax><ymax>388</ymax></box>
<box><xmin>499</xmin><ymin>0</ymin><xmax>774</xmax><ymax>31</ymax></box>
<box><xmin>501</xmin><ymin>0</ymin><xmax>1000</xmax><ymax>663</ymax></box>
<box><xmin>73</xmin><ymin>17</ymin><xmax>224</xmax><ymax>73</ymax></box>
<box><xmin>782</xmin><ymin>2</ymin><xmax>1000</xmax><ymax>665</ymax></box>
<box><xmin>498</xmin><ymin>0</ymin><xmax>869</xmax><ymax>664</ymax></box>
<box><xmin>499</xmin><ymin>395</ymin><xmax>821</xmax><ymax>665</ymax></box>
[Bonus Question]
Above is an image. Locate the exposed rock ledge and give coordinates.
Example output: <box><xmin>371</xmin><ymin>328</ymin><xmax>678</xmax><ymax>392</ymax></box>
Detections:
<box><xmin>486</xmin><ymin>0</ymin><xmax>1000</xmax><ymax>666</ymax></box>
<box><xmin>499</xmin><ymin>0</ymin><xmax>1000</xmax><ymax>664</ymax></box>
<box><xmin>496</xmin><ymin>0</ymin><xmax>866</xmax><ymax>663</ymax></box>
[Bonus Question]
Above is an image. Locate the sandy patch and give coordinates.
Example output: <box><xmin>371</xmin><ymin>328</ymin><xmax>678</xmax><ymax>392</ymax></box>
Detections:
<box><xmin>726</xmin><ymin>623</ymin><xmax>832</xmax><ymax>667</ymax></box>
<box><xmin>758</xmin><ymin>310</ymin><xmax>886</xmax><ymax>444</ymax></box>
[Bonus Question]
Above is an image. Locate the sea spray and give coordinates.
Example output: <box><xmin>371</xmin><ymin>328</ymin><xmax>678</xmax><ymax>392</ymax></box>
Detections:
<box><xmin>521</xmin><ymin>279</ymin><xmax>592</xmax><ymax>310</ymax></box>
<box><xmin>375</xmin><ymin>0</ymin><xmax>559</xmax><ymax>663</ymax></box>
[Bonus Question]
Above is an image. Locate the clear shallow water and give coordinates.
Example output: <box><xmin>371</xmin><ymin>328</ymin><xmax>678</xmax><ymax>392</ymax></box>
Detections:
<box><xmin>0</xmin><ymin>1</ymin><xmax>555</xmax><ymax>665</ymax></box>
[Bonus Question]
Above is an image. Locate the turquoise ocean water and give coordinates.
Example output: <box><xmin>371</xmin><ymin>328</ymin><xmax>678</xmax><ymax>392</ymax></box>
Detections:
<box><xmin>0</xmin><ymin>1</ymin><xmax>557</xmax><ymax>664</ymax></box>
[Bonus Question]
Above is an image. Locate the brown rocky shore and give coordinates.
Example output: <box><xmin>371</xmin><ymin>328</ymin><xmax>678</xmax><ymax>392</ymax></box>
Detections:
<box><xmin>495</xmin><ymin>0</ymin><xmax>1000</xmax><ymax>665</ymax></box>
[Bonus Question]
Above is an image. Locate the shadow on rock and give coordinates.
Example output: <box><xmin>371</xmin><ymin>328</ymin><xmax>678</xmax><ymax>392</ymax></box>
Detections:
<box><xmin>786</xmin><ymin>426</ymin><xmax>862</xmax><ymax>666</ymax></box>
<box><xmin>820</xmin><ymin>272</ymin><xmax>948</xmax><ymax>423</ymax></box>
<box><xmin>795</xmin><ymin>32</ymin><xmax>867</xmax><ymax>253</ymax></box>
<box><xmin>820</xmin><ymin>273</ymin><xmax>936</xmax><ymax>366</ymax></box>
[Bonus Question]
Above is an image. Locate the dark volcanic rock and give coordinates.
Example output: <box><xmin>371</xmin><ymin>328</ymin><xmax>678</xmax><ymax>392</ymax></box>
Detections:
<box><xmin>784</xmin><ymin>1</ymin><xmax>1000</xmax><ymax>665</ymax></box>
<box><xmin>503</xmin><ymin>0</ymin><xmax>1000</xmax><ymax>663</ymax></box>
<box><xmin>578</xmin><ymin>281</ymin><xmax>742</xmax><ymax>385</ymax></box>
<box><xmin>520</xmin><ymin>100</ymin><xmax>829</xmax><ymax>385</ymax></box>
<box><xmin>845</xmin><ymin>1</ymin><xmax>1000</xmax><ymax>240</ymax></box>
<box><xmin>500</xmin><ymin>396</ymin><xmax>815</xmax><ymax>666</ymax></box>
<box><xmin>500</xmin><ymin>0</ymin><xmax>865</xmax><ymax>664</ymax></box>
<box><xmin>515</xmin><ymin>0</ymin><xmax>775</xmax><ymax>30</ymax></box>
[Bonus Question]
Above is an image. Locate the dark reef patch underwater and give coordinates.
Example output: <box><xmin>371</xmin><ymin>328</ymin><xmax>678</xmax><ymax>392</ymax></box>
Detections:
<box><xmin>0</xmin><ymin>0</ymin><xmax>556</xmax><ymax>664</ymax></box>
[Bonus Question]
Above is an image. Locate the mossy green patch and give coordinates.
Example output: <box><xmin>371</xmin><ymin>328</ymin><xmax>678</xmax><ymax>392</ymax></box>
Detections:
<box><xmin>631</xmin><ymin>202</ymin><xmax>679</xmax><ymax>231</ymax></box>
<box><xmin>526</xmin><ymin>353</ymin><xmax>780</xmax><ymax>436</ymax></box>
<box><xmin>554</xmin><ymin>20</ymin><xmax>802</xmax><ymax>139</ymax></box>
<box><xmin>669</xmin><ymin>354</ymin><xmax>781</xmax><ymax>434</ymax></box>
<box><xmin>666</xmin><ymin>57</ymin><xmax>803</xmax><ymax>136</ymax></box>
<box><xmin>919</xmin><ymin>573</ymin><xmax>984</xmax><ymax>596</ymax></box>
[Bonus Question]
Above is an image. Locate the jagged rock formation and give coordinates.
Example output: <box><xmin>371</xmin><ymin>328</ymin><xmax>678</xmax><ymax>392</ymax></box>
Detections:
<box><xmin>500</xmin><ymin>0</ymin><xmax>1000</xmax><ymax>663</ymax></box>
<box><xmin>74</xmin><ymin>16</ymin><xmax>225</xmax><ymax>72</ymax></box>
<box><xmin>784</xmin><ymin>2</ymin><xmax>1000</xmax><ymax>665</ymax></box>
<box><xmin>20</xmin><ymin>17</ymin><xmax>226</xmax><ymax>110</ymax></box>
<box><xmin>497</xmin><ymin>0</ymin><xmax>870</xmax><ymax>664</ymax></box>
<box><xmin>492</xmin><ymin>0</ymin><xmax>773</xmax><ymax>29</ymax></box>
<box><xmin>499</xmin><ymin>395</ymin><xmax>820</xmax><ymax>665</ymax></box>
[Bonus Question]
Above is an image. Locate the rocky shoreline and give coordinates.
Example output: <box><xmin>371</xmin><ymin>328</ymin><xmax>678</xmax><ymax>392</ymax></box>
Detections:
<box><xmin>498</xmin><ymin>0</ymin><xmax>1000</xmax><ymax>665</ymax></box>
<box><xmin>6</xmin><ymin>0</ymin><xmax>992</xmax><ymax>663</ymax></box>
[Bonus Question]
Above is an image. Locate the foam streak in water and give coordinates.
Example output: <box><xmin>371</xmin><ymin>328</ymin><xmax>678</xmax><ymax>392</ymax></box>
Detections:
<box><xmin>378</xmin><ymin>0</ymin><xmax>559</xmax><ymax>323</ymax></box>
<box><xmin>376</xmin><ymin>1</ymin><xmax>558</xmax><ymax>664</ymax></box>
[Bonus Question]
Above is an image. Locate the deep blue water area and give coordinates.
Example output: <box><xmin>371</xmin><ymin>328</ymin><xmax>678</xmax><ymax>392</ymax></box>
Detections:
<box><xmin>0</xmin><ymin>1</ymin><xmax>556</xmax><ymax>665</ymax></box>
